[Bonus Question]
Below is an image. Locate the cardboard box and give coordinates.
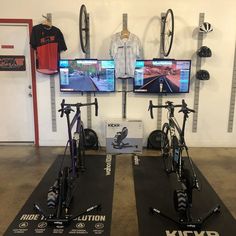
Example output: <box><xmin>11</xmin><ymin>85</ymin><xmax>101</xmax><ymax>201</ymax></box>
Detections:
<box><xmin>106</xmin><ymin>119</ymin><xmax>143</xmax><ymax>154</ymax></box>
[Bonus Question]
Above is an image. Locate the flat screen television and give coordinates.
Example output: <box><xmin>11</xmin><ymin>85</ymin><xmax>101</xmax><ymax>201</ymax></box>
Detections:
<box><xmin>59</xmin><ymin>59</ymin><xmax>115</xmax><ymax>92</ymax></box>
<box><xmin>133</xmin><ymin>59</ymin><xmax>191</xmax><ymax>93</ymax></box>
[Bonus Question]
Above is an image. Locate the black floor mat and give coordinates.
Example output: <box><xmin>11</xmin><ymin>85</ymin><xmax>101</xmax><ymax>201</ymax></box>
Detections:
<box><xmin>4</xmin><ymin>154</ymin><xmax>115</xmax><ymax>236</ymax></box>
<box><xmin>133</xmin><ymin>156</ymin><xmax>236</xmax><ymax>236</ymax></box>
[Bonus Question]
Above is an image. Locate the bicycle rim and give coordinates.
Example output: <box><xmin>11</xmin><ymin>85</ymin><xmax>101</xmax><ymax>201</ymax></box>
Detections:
<box><xmin>162</xmin><ymin>9</ymin><xmax>174</xmax><ymax>57</ymax></box>
<box><xmin>79</xmin><ymin>4</ymin><xmax>89</xmax><ymax>53</ymax></box>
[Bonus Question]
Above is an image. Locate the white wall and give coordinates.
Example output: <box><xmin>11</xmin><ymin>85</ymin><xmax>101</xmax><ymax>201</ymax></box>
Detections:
<box><xmin>1</xmin><ymin>0</ymin><xmax>236</xmax><ymax>147</ymax></box>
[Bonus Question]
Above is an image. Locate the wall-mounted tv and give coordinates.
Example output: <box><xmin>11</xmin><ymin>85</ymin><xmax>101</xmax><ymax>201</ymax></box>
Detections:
<box><xmin>59</xmin><ymin>59</ymin><xmax>115</xmax><ymax>92</ymax></box>
<box><xmin>133</xmin><ymin>59</ymin><xmax>191</xmax><ymax>93</ymax></box>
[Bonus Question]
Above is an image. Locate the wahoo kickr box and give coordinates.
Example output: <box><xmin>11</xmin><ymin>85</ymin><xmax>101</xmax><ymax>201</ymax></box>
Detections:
<box><xmin>106</xmin><ymin>120</ymin><xmax>143</xmax><ymax>154</ymax></box>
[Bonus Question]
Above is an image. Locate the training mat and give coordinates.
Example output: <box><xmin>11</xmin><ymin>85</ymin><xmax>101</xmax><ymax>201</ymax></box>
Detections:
<box><xmin>4</xmin><ymin>154</ymin><xmax>115</xmax><ymax>236</ymax></box>
<box><xmin>133</xmin><ymin>156</ymin><xmax>236</xmax><ymax>236</ymax></box>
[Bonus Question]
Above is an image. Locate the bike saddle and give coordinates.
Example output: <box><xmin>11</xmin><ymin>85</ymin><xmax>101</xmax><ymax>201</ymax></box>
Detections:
<box><xmin>166</xmin><ymin>101</ymin><xmax>173</xmax><ymax>105</ymax></box>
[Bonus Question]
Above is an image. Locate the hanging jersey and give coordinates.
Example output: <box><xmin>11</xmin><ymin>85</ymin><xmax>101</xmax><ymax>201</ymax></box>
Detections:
<box><xmin>30</xmin><ymin>24</ymin><xmax>67</xmax><ymax>75</ymax></box>
<box><xmin>110</xmin><ymin>32</ymin><xmax>142</xmax><ymax>78</ymax></box>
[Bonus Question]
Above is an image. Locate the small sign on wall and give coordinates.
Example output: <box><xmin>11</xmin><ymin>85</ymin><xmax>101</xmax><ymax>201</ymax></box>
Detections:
<box><xmin>0</xmin><ymin>55</ymin><xmax>26</xmax><ymax>71</ymax></box>
<box><xmin>1</xmin><ymin>44</ymin><xmax>14</xmax><ymax>49</ymax></box>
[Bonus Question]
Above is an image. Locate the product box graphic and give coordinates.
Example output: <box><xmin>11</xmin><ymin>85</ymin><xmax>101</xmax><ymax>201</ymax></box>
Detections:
<box><xmin>106</xmin><ymin>120</ymin><xmax>143</xmax><ymax>154</ymax></box>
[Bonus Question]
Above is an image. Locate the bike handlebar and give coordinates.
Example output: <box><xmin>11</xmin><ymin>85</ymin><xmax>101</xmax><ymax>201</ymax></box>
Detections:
<box><xmin>148</xmin><ymin>99</ymin><xmax>194</xmax><ymax>119</ymax></box>
<box><xmin>58</xmin><ymin>98</ymin><xmax>98</xmax><ymax>117</ymax></box>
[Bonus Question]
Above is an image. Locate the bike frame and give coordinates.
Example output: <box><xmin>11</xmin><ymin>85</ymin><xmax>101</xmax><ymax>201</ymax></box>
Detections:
<box><xmin>166</xmin><ymin>105</ymin><xmax>189</xmax><ymax>179</ymax></box>
<box><xmin>60</xmin><ymin>99</ymin><xmax>98</xmax><ymax>176</ymax></box>
<box><xmin>65</xmin><ymin>105</ymin><xmax>84</xmax><ymax>177</ymax></box>
<box><xmin>149</xmin><ymin>100</ymin><xmax>198</xmax><ymax>187</ymax></box>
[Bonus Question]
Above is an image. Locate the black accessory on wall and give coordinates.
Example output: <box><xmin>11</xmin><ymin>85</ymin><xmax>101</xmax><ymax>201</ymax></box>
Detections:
<box><xmin>197</xmin><ymin>46</ymin><xmax>212</xmax><ymax>57</ymax></box>
<box><xmin>199</xmin><ymin>22</ymin><xmax>213</xmax><ymax>33</ymax></box>
<box><xmin>196</xmin><ymin>70</ymin><xmax>210</xmax><ymax>80</ymax></box>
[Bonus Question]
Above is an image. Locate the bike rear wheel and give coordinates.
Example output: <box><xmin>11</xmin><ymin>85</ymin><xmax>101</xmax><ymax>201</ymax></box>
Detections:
<box><xmin>182</xmin><ymin>168</ymin><xmax>195</xmax><ymax>205</ymax></box>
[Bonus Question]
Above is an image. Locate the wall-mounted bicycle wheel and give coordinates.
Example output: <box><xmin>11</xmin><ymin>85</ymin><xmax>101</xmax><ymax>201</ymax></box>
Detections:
<box><xmin>79</xmin><ymin>4</ymin><xmax>89</xmax><ymax>53</ymax></box>
<box><xmin>161</xmin><ymin>9</ymin><xmax>174</xmax><ymax>57</ymax></box>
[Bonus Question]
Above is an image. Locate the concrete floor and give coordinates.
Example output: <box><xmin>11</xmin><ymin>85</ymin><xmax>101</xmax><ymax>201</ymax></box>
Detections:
<box><xmin>0</xmin><ymin>146</ymin><xmax>235</xmax><ymax>235</ymax></box>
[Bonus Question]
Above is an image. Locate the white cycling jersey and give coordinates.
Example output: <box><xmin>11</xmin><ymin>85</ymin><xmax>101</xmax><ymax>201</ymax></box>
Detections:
<box><xmin>110</xmin><ymin>32</ymin><xmax>142</xmax><ymax>78</ymax></box>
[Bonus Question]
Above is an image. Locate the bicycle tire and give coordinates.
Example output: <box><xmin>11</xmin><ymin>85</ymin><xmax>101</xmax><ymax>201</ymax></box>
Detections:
<box><xmin>161</xmin><ymin>9</ymin><xmax>174</xmax><ymax>57</ymax></box>
<box><xmin>182</xmin><ymin>168</ymin><xmax>195</xmax><ymax>205</ymax></box>
<box><xmin>161</xmin><ymin>123</ymin><xmax>172</xmax><ymax>172</ymax></box>
<box><xmin>173</xmin><ymin>189</ymin><xmax>188</xmax><ymax>213</ymax></box>
<box><xmin>79</xmin><ymin>4</ymin><xmax>89</xmax><ymax>53</ymax></box>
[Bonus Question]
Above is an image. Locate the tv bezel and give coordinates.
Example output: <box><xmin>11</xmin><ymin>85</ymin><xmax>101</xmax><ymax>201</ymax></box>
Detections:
<box><xmin>133</xmin><ymin>59</ymin><xmax>191</xmax><ymax>94</ymax></box>
<box><xmin>59</xmin><ymin>59</ymin><xmax>116</xmax><ymax>93</ymax></box>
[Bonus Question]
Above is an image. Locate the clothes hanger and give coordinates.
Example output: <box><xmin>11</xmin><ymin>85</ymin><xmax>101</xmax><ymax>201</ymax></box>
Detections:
<box><xmin>42</xmin><ymin>14</ymin><xmax>52</xmax><ymax>29</ymax></box>
<box><xmin>120</xmin><ymin>14</ymin><xmax>130</xmax><ymax>39</ymax></box>
<box><xmin>120</xmin><ymin>28</ymin><xmax>130</xmax><ymax>39</ymax></box>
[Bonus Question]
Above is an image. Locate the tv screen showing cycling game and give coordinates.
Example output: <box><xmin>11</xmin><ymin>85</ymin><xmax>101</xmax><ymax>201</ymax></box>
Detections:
<box><xmin>59</xmin><ymin>59</ymin><xmax>115</xmax><ymax>92</ymax></box>
<box><xmin>133</xmin><ymin>59</ymin><xmax>191</xmax><ymax>93</ymax></box>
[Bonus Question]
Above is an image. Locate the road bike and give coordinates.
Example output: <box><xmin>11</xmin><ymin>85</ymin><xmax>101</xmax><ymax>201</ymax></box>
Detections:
<box><xmin>34</xmin><ymin>98</ymin><xmax>100</xmax><ymax>226</ymax></box>
<box><xmin>148</xmin><ymin>99</ymin><xmax>220</xmax><ymax>229</ymax></box>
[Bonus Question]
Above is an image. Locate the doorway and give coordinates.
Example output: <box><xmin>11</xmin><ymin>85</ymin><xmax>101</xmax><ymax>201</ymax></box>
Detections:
<box><xmin>0</xmin><ymin>19</ymin><xmax>39</xmax><ymax>145</ymax></box>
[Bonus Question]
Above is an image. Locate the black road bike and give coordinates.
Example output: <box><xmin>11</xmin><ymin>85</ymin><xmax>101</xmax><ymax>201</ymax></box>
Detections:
<box><xmin>148</xmin><ymin>99</ymin><xmax>220</xmax><ymax>229</ymax></box>
<box><xmin>34</xmin><ymin>98</ymin><xmax>100</xmax><ymax>226</ymax></box>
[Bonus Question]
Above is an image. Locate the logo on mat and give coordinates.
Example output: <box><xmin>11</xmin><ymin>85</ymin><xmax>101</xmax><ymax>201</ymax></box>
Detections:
<box><xmin>38</xmin><ymin>222</ymin><xmax>47</xmax><ymax>229</ymax></box>
<box><xmin>134</xmin><ymin>155</ymin><xmax>140</xmax><ymax>166</ymax></box>
<box><xmin>95</xmin><ymin>223</ymin><xmax>104</xmax><ymax>229</ymax></box>
<box><xmin>104</xmin><ymin>154</ymin><xmax>112</xmax><ymax>176</ymax></box>
<box><xmin>19</xmin><ymin>222</ymin><xmax>28</xmax><ymax>228</ymax></box>
<box><xmin>76</xmin><ymin>223</ymin><xmax>85</xmax><ymax>229</ymax></box>
<box><xmin>165</xmin><ymin>230</ymin><xmax>220</xmax><ymax>236</ymax></box>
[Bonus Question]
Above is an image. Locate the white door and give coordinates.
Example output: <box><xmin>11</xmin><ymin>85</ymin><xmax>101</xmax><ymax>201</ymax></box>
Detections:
<box><xmin>0</xmin><ymin>24</ymin><xmax>34</xmax><ymax>143</ymax></box>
